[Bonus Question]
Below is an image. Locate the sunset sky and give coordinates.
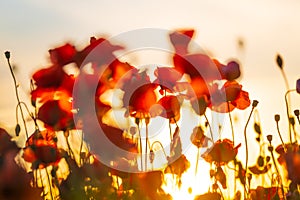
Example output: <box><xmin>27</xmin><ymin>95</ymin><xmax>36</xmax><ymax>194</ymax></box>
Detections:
<box><xmin>1</xmin><ymin>0</ymin><xmax>300</xmax><ymax>187</ymax></box>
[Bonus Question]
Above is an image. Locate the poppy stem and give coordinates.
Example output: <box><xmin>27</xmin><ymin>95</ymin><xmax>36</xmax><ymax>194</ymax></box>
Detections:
<box><xmin>243</xmin><ymin>101</ymin><xmax>257</xmax><ymax>198</ymax></box>
<box><xmin>195</xmin><ymin>147</ymin><xmax>200</xmax><ymax>175</ymax></box>
<box><xmin>79</xmin><ymin>130</ymin><xmax>84</xmax><ymax>165</ymax></box>
<box><xmin>64</xmin><ymin>131</ymin><xmax>74</xmax><ymax>159</ymax></box>
<box><xmin>169</xmin><ymin>119</ymin><xmax>172</xmax><ymax>141</ymax></box>
<box><xmin>275</xmin><ymin>121</ymin><xmax>286</xmax><ymax>150</ymax></box>
<box><xmin>285</xmin><ymin>89</ymin><xmax>296</xmax><ymax>143</ymax></box>
<box><xmin>5</xmin><ymin>54</ymin><xmax>29</xmax><ymax>139</ymax></box>
<box><xmin>150</xmin><ymin>141</ymin><xmax>168</xmax><ymax>161</ymax></box>
<box><xmin>227</xmin><ymin>102</ymin><xmax>237</xmax><ymax>195</ymax></box>
<box><xmin>204</xmin><ymin>113</ymin><xmax>214</xmax><ymax>143</ymax></box>
<box><xmin>145</xmin><ymin>121</ymin><xmax>149</xmax><ymax>171</ymax></box>
<box><xmin>227</xmin><ymin>102</ymin><xmax>235</xmax><ymax>146</ymax></box>
<box><xmin>269</xmin><ymin>146</ymin><xmax>286</xmax><ymax>200</ymax></box>
<box><xmin>137</xmin><ymin>123</ymin><xmax>143</xmax><ymax>171</ymax></box>
<box><xmin>45</xmin><ymin>167</ymin><xmax>54</xmax><ymax>200</ymax></box>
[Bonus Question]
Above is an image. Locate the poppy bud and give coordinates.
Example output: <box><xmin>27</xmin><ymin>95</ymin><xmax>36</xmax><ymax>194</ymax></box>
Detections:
<box><xmin>15</xmin><ymin>124</ymin><xmax>21</xmax><ymax>137</ymax></box>
<box><xmin>257</xmin><ymin>156</ymin><xmax>264</xmax><ymax>167</ymax></box>
<box><xmin>267</xmin><ymin>135</ymin><xmax>273</xmax><ymax>142</ymax></box>
<box><xmin>135</xmin><ymin>118</ymin><xmax>140</xmax><ymax>125</ymax></box>
<box><xmin>276</xmin><ymin>54</ymin><xmax>283</xmax><ymax>69</ymax></box>
<box><xmin>254</xmin><ymin>123</ymin><xmax>261</xmax><ymax>134</ymax></box>
<box><xmin>289</xmin><ymin>117</ymin><xmax>295</xmax><ymax>126</ymax></box>
<box><xmin>129</xmin><ymin>127</ymin><xmax>137</xmax><ymax>136</ymax></box>
<box><xmin>268</xmin><ymin>146</ymin><xmax>274</xmax><ymax>152</ymax></box>
<box><xmin>247</xmin><ymin>173</ymin><xmax>252</xmax><ymax>181</ymax></box>
<box><xmin>149</xmin><ymin>150</ymin><xmax>155</xmax><ymax>163</ymax></box>
<box><xmin>4</xmin><ymin>51</ymin><xmax>10</xmax><ymax>59</ymax></box>
<box><xmin>296</xmin><ymin>79</ymin><xmax>300</xmax><ymax>94</ymax></box>
<box><xmin>294</xmin><ymin>109</ymin><xmax>300</xmax><ymax>117</ymax></box>
<box><xmin>274</xmin><ymin>114</ymin><xmax>280</xmax><ymax>122</ymax></box>
<box><xmin>252</xmin><ymin>100</ymin><xmax>259</xmax><ymax>107</ymax></box>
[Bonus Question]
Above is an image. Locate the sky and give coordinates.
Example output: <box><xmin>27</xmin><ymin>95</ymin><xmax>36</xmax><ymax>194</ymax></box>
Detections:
<box><xmin>0</xmin><ymin>0</ymin><xmax>300</xmax><ymax>189</ymax></box>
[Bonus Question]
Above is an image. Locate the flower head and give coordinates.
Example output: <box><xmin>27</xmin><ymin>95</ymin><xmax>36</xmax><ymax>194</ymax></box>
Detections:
<box><xmin>202</xmin><ymin>139</ymin><xmax>241</xmax><ymax>165</ymax></box>
<box><xmin>210</xmin><ymin>81</ymin><xmax>251</xmax><ymax>113</ymax></box>
<box><xmin>150</xmin><ymin>95</ymin><xmax>181</xmax><ymax>123</ymax></box>
<box><xmin>296</xmin><ymin>78</ymin><xmax>300</xmax><ymax>94</ymax></box>
<box><xmin>23</xmin><ymin>129</ymin><xmax>61</xmax><ymax>169</ymax></box>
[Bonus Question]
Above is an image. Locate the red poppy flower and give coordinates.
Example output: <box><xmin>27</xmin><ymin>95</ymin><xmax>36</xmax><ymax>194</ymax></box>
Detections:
<box><xmin>210</xmin><ymin>81</ymin><xmax>251</xmax><ymax>113</ymax></box>
<box><xmin>37</xmin><ymin>100</ymin><xmax>74</xmax><ymax>131</ymax></box>
<box><xmin>120</xmin><ymin>71</ymin><xmax>158</xmax><ymax>118</ymax></box>
<box><xmin>49</xmin><ymin>43</ymin><xmax>77</xmax><ymax>66</ymax></box>
<box><xmin>0</xmin><ymin>128</ymin><xmax>18</xmax><ymax>154</ymax></box>
<box><xmin>296</xmin><ymin>78</ymin><xmax>300</xmax><ymax>94</ymax></box>
<box><xmin>31</xmin><ymin>72</ymin><xmax>75</xmax><ymax>105</ymax></box>
<box><xmin>153</xmin><ymin>67</ymin><xmax>182</xmax><ymax>93</ymax></box>
<box><xmin>202</xmin><ymin>139</ymin><xmax>241</xmax><ymax>165</ymax></box>
<box><xmin>32</xmin><ymin>65</ymin><xmax>67</xmax><ymax>89</ymax></box>
<box><xmin>1</xmin><ymin>149</ymin><xmax>43</xmax><ymax>200</ymax></box>
<box><xmin>169</xmin><ymin>29</ymin><xmax>195</xmax><ymax>55</ymax></box>
<box><xmin>276</xmin><ymin>143</ymin><xmax>300</xmax><ymax>184</ymax></box>
<box><xmin>250</xmin><ymin>186</ymin><xmax>280</xmax><ymax>200</ymax></box>
<box><xmin>190</xmin><ymin>95</ymin><xmax>209</xmax><ymax>116</ymax></box>
<box><xmin>23</xmin><ymin>129</ymin><xmax>61</xmax><ymax>169</ymax></box>
<box><xmin>100</xmin><ymin>122</ymin><xmax>138</xmax><ymax>154</ymax></box>
<box><xmin>213</xmin><ymin>59</ymin><xmax>241</xmax><ymax>81</ymax></box>
<box><xmin>150</xmin><ymin>95</ymin><xmax>181</xmax><ymax>123</ymax></box>
<box><xmin>190</xmin><ymin>126</ymin><xmax>210</xmax><ymax>148</ymax></box>
<box><xmin>75</xmin><ymin>37</ymin><xmax>123</xmax><ymax>67</ymax></box>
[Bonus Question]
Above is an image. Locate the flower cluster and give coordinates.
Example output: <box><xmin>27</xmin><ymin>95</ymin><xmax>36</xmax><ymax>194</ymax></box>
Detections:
<box><xmin>1</xmin><ymin>29</ymin><xmax>299</xmax><ymax>200</ymax></box>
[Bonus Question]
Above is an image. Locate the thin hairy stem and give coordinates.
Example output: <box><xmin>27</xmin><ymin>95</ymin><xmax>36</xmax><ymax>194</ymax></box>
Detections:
<box><xmin>79</xmin><ymin>130</ymin><xmax>84</xmax><ymax>165</ymax></box>
<box><xmin>195</xmin><ymin>147</ymin><xmax>200</xmax><ymax>175</ymax></box>
<box><xmin>137</xmin><ymin>124</ymin><xmax>143</xmax><ymax>171</ymax></box>
<box><xmin>204</xmin><ymin>113</ymin><xmax>214</xmax><ymax>143</ymax></box>
<box><xmin>145</xmin><ymin>123</ymin><xmax>149</xmax><ymax>171</ymax></box>
<box><xmin>6</xmin><ymin>56</ymin><xmax>29</xmax><ymax>138</ymax></box>
<box><xmin>276</xmin><ymin>122</ymin><xmax>286</xmax><ymax>149</ymax></box>
<box><xmin>285</xmin><ymin>89</ymin><xmax>296</xmax><ymax>143</ymax></box>
<box><xmin>150</xmin><ymin>141</ymin><xmax>167</xmax><ymax>160</ymax></box>
<box><xmin>243</xmin><ymin>104</ymin><xmax>256</xmax><ymax>198</ymax></box>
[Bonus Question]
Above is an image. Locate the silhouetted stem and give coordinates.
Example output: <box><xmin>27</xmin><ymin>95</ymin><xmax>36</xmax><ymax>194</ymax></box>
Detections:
<box><xmin>195</xmin><ymin>147</ymin><xmax>200</xmax><ymax>175</ymax></box>
<box><xmin>169</xmin><ymin>119</ymin><xmax>172</xmax><ymax>141</ymax></box>
<box><xmin>269</xmin><ymin>148</ymin><xmax>286</xmax><ymax>200</ymax></box>
<box><xmin>6</xmin><ymin>56</ymin><xmax>29</xmax><ymax>138</ymax></box>
<box><xmin>150</xmin><ymin>141</ymin><xmax>168</xmax><ymax>160</ymax></box>
<box><xmin>137</xmin><ymin>125</ymin><xmax>143</xmax><ymax>171</ymax></box>
<box><xmin>244</xmin><ymin>105</ymin><xmax>256</xmax><ymax>198</ymax></box>
<box><xmin>276</xmin><ymin>121</ymin><xmax>286</xmax><ymax>150</ymax></box>
<box><xmin>204</xmin><ymin>113</ymin><xmax>214</xmax><ymax>143</ymax></box>
<box><xmin>145</xmin><ymin>123</ymin><xmax>149</xmax><ymax>171</ymax></box>
<box><xmin>64</xmin><ymin>131</ymin><xmax>74</xmax><ymax>159</ymax></box>
<box><xmin>285</xmin><ymin>90</ymin><xmax>296</xmax><ymax>143</ymax></box>
<box><xmin>227</xmin><ymin>102</ymin><xmax>235</xmax><ymax>146</ymax></box>
<box><xmin>79</xmin><ymin>131</ymin><xmax>84</xmax><ymax>165</ymax></box>
<box><xmin>227</xmin><ymin>102</ymin><xmax>237</xmax><ymax>195</ymax></box>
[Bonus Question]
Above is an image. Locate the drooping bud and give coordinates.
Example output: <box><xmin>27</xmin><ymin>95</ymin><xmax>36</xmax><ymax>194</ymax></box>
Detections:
<box><xmin>252</xmin><ymin>100</ymin><xmax>259</xmax><ymax>107</ymax></box>
<box><xmin>276</xmin><ymin>54</ymin><xmax>283</xmax><ymax>69</ymax></box>
<box><xmin>274</xmin><ymin>114</ymin><xmax>280</xmax><ymax>122</ymax></box>
<box><xmin>4</xmin><ymin>51</ymin><xmax>10</xmax><ymax>59</ymax></box>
